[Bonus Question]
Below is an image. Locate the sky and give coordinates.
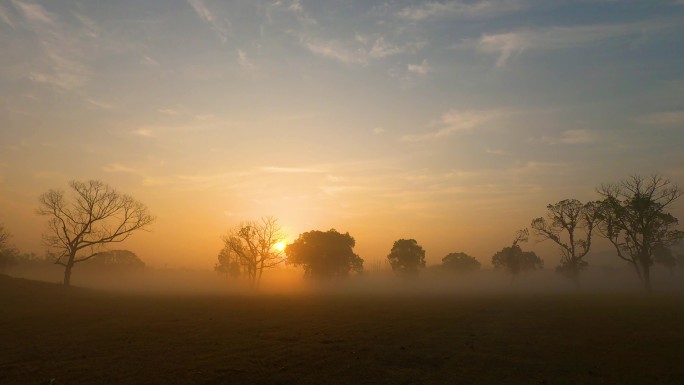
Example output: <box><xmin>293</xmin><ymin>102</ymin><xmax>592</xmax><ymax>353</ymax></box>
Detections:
<box><xmin>1</xmin><ymin>0</ymin><xmax>684</xmax><ymax>270</ymax></box>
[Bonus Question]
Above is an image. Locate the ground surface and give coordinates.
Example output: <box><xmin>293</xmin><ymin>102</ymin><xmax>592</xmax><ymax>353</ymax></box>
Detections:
<box><xmin>1</xmin><ymin>275</ymin><xmax>683</xmax><ymax>385</ymax></box>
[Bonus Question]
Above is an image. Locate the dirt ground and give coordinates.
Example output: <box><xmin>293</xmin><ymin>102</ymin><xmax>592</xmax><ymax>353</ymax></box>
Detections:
<box><xmin>1</xmin><ymin>275</ymin><xmax>683</xmax><ymax>385</ymax></box>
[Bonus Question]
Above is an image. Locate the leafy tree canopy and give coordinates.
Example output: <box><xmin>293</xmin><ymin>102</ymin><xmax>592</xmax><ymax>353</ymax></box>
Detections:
<box><xmin>286</xmin><ymin>229</ymin><xmax>363</xmax><ymax>279</ymax></box>
<box><xmin>441</xmin><ymin>252</ymin><xmax>481</xmax><ymax>273</ymax></box>
<box><xmin>387</xmin><ymin>239</ymin><xmax>426</xmax><ymax>276</ymax></box>
<box><xmin>491</xmin><ymin>245</ymin><xmax>544</xmax><ymax>276</ymax></box>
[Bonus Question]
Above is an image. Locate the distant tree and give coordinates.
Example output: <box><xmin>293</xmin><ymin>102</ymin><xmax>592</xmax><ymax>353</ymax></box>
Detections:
<box><xmin>531</xmin><ymin>199</ymin><xmax>601</xmax><ymax>287</ymax></box>
<box><xmin>285</xmin><ymin>229</ymin><xmax>363</xmax><ymax>279</ymax></box>
<box><xmin>221</xmin><ymin>216</ymin><xmax>285</xmax><ymax>289</ymax></box>
<box><xmin>0</xmin><ymin>224</ymin><xmax>9</xmax><ymax>248</ymax></box>
<box><xmin>441</xmin><ymin>252</ymin><xmax>481</xmax><ymax>273</ymax></box>
<box><xmin>0</xmin><ymin>225</ymin><xmax>18</xmax><ymax>273</ymax></box>
<box><xmin>37</xmin><ymin>180</ymin><xmax>155</xmax><ymax>287</ymax></box>
<box><xmin>491</xmin><ymin>229</ymin><xmax>543</xmax><ymax>279</ymax></box>
<box><xmin>653</xmin><ymin>244</ymin><xmax>676</xmax><ymax>274</ymax></box>
<box><xmin>387</xmin><ymin>239</ymin><xmax>426</xmax><ymax>276</ymax></box>
<box><xmin>82</xmin><ymin>250</ymin><xmax>146</xmax><ymax>271</ymax></box>
<box><xmin>215</xmin><ymin>245</ymin><xmax>241</xmax><ymax>279</ymax></box>
<box><xmin>596</xmin><ymin>175</ymin><xmax>683</xmax><ymax>291</ymax></box>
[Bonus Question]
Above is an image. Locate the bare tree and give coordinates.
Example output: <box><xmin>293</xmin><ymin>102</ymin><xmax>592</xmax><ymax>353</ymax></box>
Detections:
<box><xmin>597</xmin><ymin>175</ymin><xmax>683</xmax><ymax>292</ymax></box>
<box><xmin>0</xmin><ymin>224</ymin><xmax>18</xmax><ymax>273</ymax></box>
<box><xmin>221</xmin><ymin>216</ymin><xmax>285</xmax><ymax>289</ymax></box>
<box><xmin>37</xmin><ymin>180</ymin><xmax>155</xmax><ymax>286</ymax></box>
<box><xmin>531</xmin><ymin>199</ymin><xmax>600</xmax><ymax>287</ymax></box>
<box><xmin>0</xmin><ymin>224</ymin><xmax>10</xmax><ymax>248</ymax></box>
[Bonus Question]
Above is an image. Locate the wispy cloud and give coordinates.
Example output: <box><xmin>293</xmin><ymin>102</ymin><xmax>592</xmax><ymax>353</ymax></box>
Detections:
<box><xmin>368</xmin><ymin>36</ymin><xmax>403</xmax><ymax>58</ymax></box>
<box><xmin>282</xmin><ymin>0</ymin><xmax>317</xmax><ymax>25</ymax></box>
<box><xmin>302</xmin><ymin>38</ymin><xmax>368</xmax><ymax>65</ymax></box>
<box><xmin>302</xmin><ymin>34</ymin><xmax>416</xmax><ymax>65</ymax></box>
<box><xmin>158</xmin><ymin>108</ymin><xmax>180</xmax><ymax>116</ymax></box>
<box><xmin>288</xmin><ymin>0</ymin><xmax>304</xmax><ymax>13</ymax></box>
<box><xmin>140</xmin><ymin>55</ymin><xmax>159</xmax><ymax>67</ymax></box>
<box><xmin>639</xmin><ymin>111</ymin><xmax>684</xmax><ymax>125</ymax></box>
<box><xmin>486</xmin><ymin>148</ymin><xmax>506</xmax><ymax>155</ymax></box>
<box><xmin>396</xmin><ymin>0</ymin><xmax>524</xmax><ymax>20</ymax></box>
<box><xmin>0</xmin><ymin>3</ymin><xmax>16</xmax><ymax>28</ymax></box>
<box><xmin>474</xmin><ymin>22</ymin><xmax>654</xmax><ymax>67</ymax></box>
<box><xmin>187</xmin><ymin>0</ymin><xmax>231</xmax><ymax>42</ymax></box>
<box><xmin>86</xmin><ymin>99</ymin><xmax>115</xmax><ymax>110</ymax></box>
<box><xmin>373</xmin><ymin>127</ymin><xmax>387</xmax><ymax>135</ymax></box>
<box><xmin>102</xmin><ymin>163</ymin><xmax>143</xmax><ymax>175</ymax></box>
<box><xmin>132</xmin><ymin>128</ymin><xmax>155</xmax><ymax>138</ymax></box>
<box><xmin>10</xmin><ymin>0</ymin><xmax>96</xmax><ymax>90</ymax></box>
<box><xmin>400</xmin><ymin>110</ymin><xmax>500</xmax><ymax>142</ymax></box>
<box><xmin>408</xmin><ymin>59</ymin><xmax>431</xmax><ymax>75</ymax></box>
<box><xmin>12</xmin><ymin>0</ymin><xmax>54</xmax><ymax>25</ymax></box>
<box><xmin>237</xmin><ymin>49</ymin><xmax>256</xmax><ymax>70</ymax></box>
<box><xmin>259</xmin><ymin>166</ymin><xmax>326</xmax><ymax>174</ymax></box>
<box><xmin>532</xmin><ymin>129</ymin><xmax>600</xmax><ymax>145</ymax></box>
<box><xmin>477</xmin><ymin>32</ymin><xmax>528</xmax><ymax>67</ymax></box>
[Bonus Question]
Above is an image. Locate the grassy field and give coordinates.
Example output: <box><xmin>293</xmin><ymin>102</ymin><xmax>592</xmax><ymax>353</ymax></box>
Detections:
<box><xmin>1</xmin><ymin>275</ymin><xmax>683</xmax><ymax>385</ymax></box>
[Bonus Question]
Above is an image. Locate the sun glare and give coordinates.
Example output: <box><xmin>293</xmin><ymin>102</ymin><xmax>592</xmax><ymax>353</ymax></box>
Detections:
<box><xmin>275</xmin><ymin>242</ymin><xmax>286</xmax><ymax>251</ymax></box>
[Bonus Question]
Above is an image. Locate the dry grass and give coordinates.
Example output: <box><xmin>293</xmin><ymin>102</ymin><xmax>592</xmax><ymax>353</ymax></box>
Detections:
<box><xmin>1</xmin><ymin>274</ymin><xmax>683</xmax><ymax>385</ymax></box>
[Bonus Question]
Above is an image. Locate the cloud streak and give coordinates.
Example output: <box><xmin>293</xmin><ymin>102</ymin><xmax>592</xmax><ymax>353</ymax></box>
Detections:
<box><xmin>396</xmin><ymin>0</ymin><xmax>524</xmax><ymax>20</ymax></box>
<box><xmin>400</xmin><ymin>110</ymin><xmax>501</xmax><ymax>142</ymax></box>
<box><xmin>187</xmin><ymin>0</ymin><xmax>231</xmax><ymax>42</ymax></box>
<box><xmin>0</xmin><ymin>3</ymin><xmax>16</xmax><ymax>28</ymax></box>
<box><xmin>302</xmin><ymin>34</ymin><xmax>418</xmax><ymax>65</ymax></box>
<box><xmin>260</xmin><ymin>166</ymin><xmax>326</xmax><ymax>174</ymax></box>
<box><xmin>408</xmin><ymin>59</ymin><xmax>431</xmax><ymax>75</ymax></box>
<box><xmin>473</xmin><ymin>21</ymin><xmax>669</xmax><ymax>66</ymax></box>
<box><xmin>537</xmin><ymin>129</ymin><xmax>600</xmax><ymax>145</ymax></box>
<box><xmin>8</xmin><ymin>0</ymin><xmax>99</xmax><ymax>90</ymax></box>
<box><xmin>639</xmin><ymin>111</ymin><xmax>684</xmax><ymax>125</ymax></box>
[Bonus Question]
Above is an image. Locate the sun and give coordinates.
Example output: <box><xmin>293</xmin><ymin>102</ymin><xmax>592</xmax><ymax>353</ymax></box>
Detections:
<box><xmin>274</xmin><ymin>241</ymin><xmax>286</xmax><ymax>252</ymax></box>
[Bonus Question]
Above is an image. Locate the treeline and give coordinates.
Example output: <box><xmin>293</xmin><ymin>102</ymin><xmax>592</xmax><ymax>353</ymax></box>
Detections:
<box><xmin>1</xmin><ymin>175</ymin><xmax>682</xmax><ymax>292</ymax></box>
<box><xmin>216</xmin><ymin>175</ymin><xmax>684</xmax><ymax>292</ymax></box>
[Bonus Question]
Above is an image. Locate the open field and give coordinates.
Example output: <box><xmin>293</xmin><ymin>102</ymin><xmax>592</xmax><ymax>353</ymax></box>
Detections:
<box><xmin>2</xmin><ymin>275</ymin><xmax>684</xmax><ymax>385</ymax></box>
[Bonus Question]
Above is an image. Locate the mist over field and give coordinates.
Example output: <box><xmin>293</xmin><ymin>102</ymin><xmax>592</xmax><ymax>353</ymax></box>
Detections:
<box><xmin>6</xmin><ymin>256</ymin><xmax>684</xmax><ymax>296</ymax></box>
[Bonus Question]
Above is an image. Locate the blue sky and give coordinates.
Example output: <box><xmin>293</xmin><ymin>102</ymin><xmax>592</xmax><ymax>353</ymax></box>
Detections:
<box><xmin>1</xmin><ymin>0</ymin><xmax>684</xmax><ymax>268</ymax></box>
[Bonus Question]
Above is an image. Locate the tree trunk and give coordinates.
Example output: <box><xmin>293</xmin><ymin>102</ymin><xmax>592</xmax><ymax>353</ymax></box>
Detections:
<box><xmin>641</xmin><ymin>261</ymin><xmax>652</xmax><ymax>293</ymax></box>
<box><xmin>62</xmin><ymin>251</ymin><xmax>77</xmax><ymax>287</ymax></box>
<box><xmin>256</xmin><ymin>260</ymin><xmax>265</xmax><ymax>290</ymax></box>
<box><xmin>63</xmin><ymin>263</ymin><xmax>73</xmax><ymax>287</ymax></box>
<box><xmin>631</xmin><ymin>260</ymin><xmax>642</xmax><ymax>284</ymax></box>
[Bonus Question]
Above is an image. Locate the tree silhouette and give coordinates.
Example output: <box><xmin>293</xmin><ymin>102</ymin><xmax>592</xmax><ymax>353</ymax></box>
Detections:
<box><xmin>221</xmin><ymin>216</ymin><xmax>285</xmax><ymax>289</ymax></box>
<box><xmin>38</xmin><ymin>180</ymin><xmax>154</xmax><ymax>286</ymax></box>
<box><xmin>653</xmin><ymin>244</ymin><xmax>676</xmax><ymax>274</ymax></box>
<box><xmin>0</xmin><ymin>225</ymin><xmax>18</xmax><ymax>273</ymax></box>
<box><xmin>387</xmin><ymin>239</ymin><xmax>426</xmax><ymax>276</ymax></box>
<box><xmin>597</xmin><ymin>175</ymin><xmax>683</xmax><ymax>291</ymax></box>
<box><xmin>81</xmin><ymin>250</ymin><xmax>146</xmax><ymax>272</ymax></box>
<box><xmin>0</xmin><ymin>224</ymin><xmax>9</xmax><ymax>248</ymax></box>
<box><xmin>441</xmin><ymin>252</ymin><xmax>481</xmax><ymax>273</ymax></box>
<box><xmin>215</xmin><ymin>246</ymin><xmax>241</xmax><ymax>279</ymax></box>
<box><xmin>531</xmin><ymin>199</ymin><xmax>600</xmax><ymax>287</ymax></box>
<box><xmin>491</xmin><ymin>229</ymin><xmax>543</xmax><ymax>279</ymax></box>
<box><xmin>285</xmin><ymin>229</ymin><xmax>363</xmax><ymax>279</ymax></box>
